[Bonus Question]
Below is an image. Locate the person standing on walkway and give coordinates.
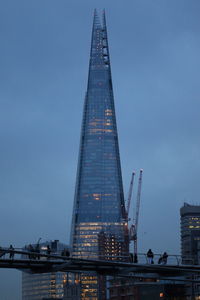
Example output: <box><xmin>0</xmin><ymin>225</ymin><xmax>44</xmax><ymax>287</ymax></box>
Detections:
<box><xmin>162</xmin><ymin>252</ymin><xmax>168</xmax><ymax>264</ymax></box>
<box><xmin>61</xmin><ymin>248</ymin><xmax>70</xmax><ymax>257</ymax></box>
<box><xmin>147</xmin><ymin>249</ymin><xmax>154</xmax><ymax>264</ymax></box>
<box><xmin>0</xmin><ymin>246</ymin><xmax>5</xmax><ymax>258</ymax></box>
<box><xmin>28</xmin><ymin>244</ymin><xmax>34</xmax><ymax>259</ymax></box>
<box><xmin>46</xmin><ymin>245</ymin><xmax>51</xmax><ymax>259</ymax></box>
<box><xmin>9</xmin><ymin>245</ymin><xmax>14</xmax><ymax>259</ymax></box>
<box><xmin>35</xmin><ymin>243</ymin><xmax>40</xmax><ymax>260</ymax></box>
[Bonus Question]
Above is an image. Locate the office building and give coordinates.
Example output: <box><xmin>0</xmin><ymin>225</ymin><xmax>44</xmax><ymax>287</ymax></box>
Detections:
<box><xmin>22</xmin><ymin>240</ymin><xmax>69</xmax><ymax>300</ymax></box>
<box><xmin>70</xmin><ymin>10</ymin><xmax>129</xmax><ymax>299</ymax></box>
<box><xmin>180</xmin><ymin>202</ymin><xmax>200</xmax><ymax>298</ymax></box>
<box><xmin>109</xmin><ymin>278</ymin><xmax>186</xmax><ymax>300</ymax></box>
<box><xmin>180</xmin><ymin>202</ymin><xmax>200</xmax><ymax>265</ymax></box>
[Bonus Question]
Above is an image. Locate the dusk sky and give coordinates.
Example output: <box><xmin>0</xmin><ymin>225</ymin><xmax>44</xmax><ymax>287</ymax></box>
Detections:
<box><xmin>0</xmin><ymin>0</ymin><xmax>200</xmax><ymax>298</ymax></box>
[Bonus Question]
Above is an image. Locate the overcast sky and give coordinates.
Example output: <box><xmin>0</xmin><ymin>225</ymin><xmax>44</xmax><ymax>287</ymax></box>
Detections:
<box><xmin>0</xmin><ymin>0</ymin><xmax>200</xmax><ymax>298</ymax></box>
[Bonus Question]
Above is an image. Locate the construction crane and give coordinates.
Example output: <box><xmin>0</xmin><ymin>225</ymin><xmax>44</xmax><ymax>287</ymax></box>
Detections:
<box><xmin>126</xmin><ymin>172</ymin><xmax>135</xmax><ymax>220</ymax></box>
<box><xmin>129</xmin><ymin>169</ymin><xmax>143</xmax><ymax>262</ymax></box>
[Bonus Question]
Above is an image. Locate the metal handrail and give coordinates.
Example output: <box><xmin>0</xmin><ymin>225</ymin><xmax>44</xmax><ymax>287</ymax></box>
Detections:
<box><xmin>0</xmin><ymin>247</ymin><xmax>199</xmax><ymax>266</ymax></box>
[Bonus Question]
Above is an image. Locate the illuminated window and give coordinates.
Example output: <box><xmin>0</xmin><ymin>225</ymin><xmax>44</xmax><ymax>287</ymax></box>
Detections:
<box><xmin>160</xmin><ymin>292</ymin><xmax>164</xmax><ymax>297</ymax></box>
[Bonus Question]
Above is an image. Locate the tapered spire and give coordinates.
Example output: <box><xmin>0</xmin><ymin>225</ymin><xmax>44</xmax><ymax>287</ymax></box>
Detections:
<box><xmin>89</xmin><ymin>10</ymin><xmax>110</xmax><ymax>68</ymax></box>
<box><xmin>93</xmin><ymin>8</ymin><xmax>101</xmax><ymax>27</ymax></box>
<box><xmin>102</xmin><ymin>9</ymin><xmax>106</xmax><ymax>29</ymax></box>
<box><xmin>70</xmin><ymin>11</ymin><xmax>129</xmax><ymax>298</ymax></box>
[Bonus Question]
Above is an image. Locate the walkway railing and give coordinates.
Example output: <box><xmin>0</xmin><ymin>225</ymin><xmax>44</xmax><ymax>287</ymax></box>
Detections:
<box><xmin>0</xmin><ymin>246</ymin><xmax>197</xmax><ymax>267</ymax></box>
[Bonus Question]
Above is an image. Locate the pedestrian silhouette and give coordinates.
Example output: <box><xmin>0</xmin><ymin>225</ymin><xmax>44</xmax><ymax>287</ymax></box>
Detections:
<box><xmin>158</xmin><ymin>252</ymin><xmax>168</xmax><ymax>264</ymax></box>
<box><xmin>158</xmin><ymin>256</ymin><xmax>162</xmax><ymax>264</ymax></box>
<box><xmin>134</xmin><ymin>253</ymin><xmax>138</xmax><ymax>263</ymax></box>
<box><xmin>0</xmin><ymin>246</ymin><xmax>5</xmax><ymax>258</ymax></box>
<box><xmin>9</xmin><ymin>245</ymin><xmax>14</xmax><ymax>259</ymax></box>
<box><xmin>62</xmin><ymin>248</ymin><xmax>70</xmax><ymax>257</ymax></box>
<box><xmin>147</xmin><ymin>249</ymin><xmax>154</xmax><ymax>264</ymax></box>
<box><xmin>129</xmin><ymin>253</ymin><xmax>134</xmax><ymax>263</ymax></box>
<box><xmin>162</xmin><ymin>252</ymin><xmax>168</xmax><ymax>264</ymax></box>
<box><xmin>35</xmin><ymin>243</ymin><xmax>40</xmax><ymax>260</ymax></box>
<box><xmin>27</xmin><ymin>244</ymin><xmax>33</xmax><ymax>259</ymax></box>
<box><xmin>46</xmin><ymin>245</ymin><xmax>51</xmax><ymax>258</ymax></box>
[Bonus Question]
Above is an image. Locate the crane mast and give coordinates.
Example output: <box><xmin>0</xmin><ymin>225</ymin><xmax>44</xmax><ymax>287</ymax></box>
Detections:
<box><xmin>128</xmin><ymin>169</ymin><xmax>143</xmax><ymax>262</ymax></box>
<box><xmin>133</xmin><ymin>169</ymin><xmax>143</xmax><ymax>256</ymax></box>
<box><xmin>126</xmin><ymin>172</ymin><xmax>135</xmax><ymax>220</ymax></box>
<box><xmin>125</xmin><ymin>169</ymin><xmax>143</xmax><ymax>262</ymax></box>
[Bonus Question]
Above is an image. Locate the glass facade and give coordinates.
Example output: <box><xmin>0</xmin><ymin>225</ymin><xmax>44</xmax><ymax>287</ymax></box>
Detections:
<box><xmin>180</xmin><ymin>203</ymin><xmax>200</xmax><ymax>298</ymax></box>
<box><xmin>70</xmin><ymin>10</ymin><xmax>129</xmax><ymax>299</ymax></box>
<box><xmin>22</xmin><ymin>240</ymin><xmax>69</xmax><ymax>300</ymax></box>
<box><xmin>180</xmin><ymin>203</ymin><xmax>200</xmax><ymax>265</ymax></box>
<box><xmin>22</xmin><ymin>272</ymin><xmax>67</xmax><ymax>300</ymax></box>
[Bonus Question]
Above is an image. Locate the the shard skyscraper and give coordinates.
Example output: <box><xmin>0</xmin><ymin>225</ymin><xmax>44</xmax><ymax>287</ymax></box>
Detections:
<box><xmin>70</xmin><ymin>10</ymin><xmax>129</xmax><ymax>299</ymax></box>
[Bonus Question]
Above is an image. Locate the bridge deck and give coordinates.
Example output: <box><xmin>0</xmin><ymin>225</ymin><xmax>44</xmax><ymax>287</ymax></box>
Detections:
<box><xmin>0</xmin><ymin>247</ymin><xmax>200</xmax><ymax>281</ymax></box>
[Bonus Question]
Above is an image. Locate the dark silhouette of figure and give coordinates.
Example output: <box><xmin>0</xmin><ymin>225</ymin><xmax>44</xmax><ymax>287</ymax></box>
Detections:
<box><xmin>27</xmin><ymin>244</ymin><xmax>31</xmax><ymax>259</ymax></box>
<box><xmin>158</xmin><ymin>252</ymin><xmax>168</xmax><ymax>264</ymax></box>
<box><xmin>35</xmin><ymin>243</ymin><xmax>40</xmax><ymax>260</ymax></box>
<box><xmin>47</xmin><ymin>245</ymin><xmax>51</xmax><ymax>258</ymax></box>
<box><xmin>0</xmin><ymin>246</ymin><xmax>5</xmax><ymax>258</ymax></box>
<box><xmin>147</xmin><ymin>249</ymin><xmax>154</xmax><ymax>264</ymax></box>
<box><xmin>9</xmin><ymin>245</ymin><xmax>14</xmax><ymax>259</ymax></box>
<box><xmin>28</xmin><ymin>244</ymin><xmax>34</xmax><ymax>259</ymax></box>
<box><xmin>158</xmin><ymin>256</ymin><xmax>162</xmax><ymax>264</ymax></box>
<box><xmin>134</xmin><ymin>253</ymin><xmax>138</xmax><ymax>263</ymax></box>
<box><xmin>62</xmin><ymin>248</ymin><xmax>70</xmax><ymax>257</ymax></box>
<box><xmin>162</xmin><ymin>252</ymin><xmax>168</xmax><ymax>264</ymax></box>
<box><xmin>129</xmin><ymin>253</ymin><xmax>138</xmax><ymax>263</ymax></box>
